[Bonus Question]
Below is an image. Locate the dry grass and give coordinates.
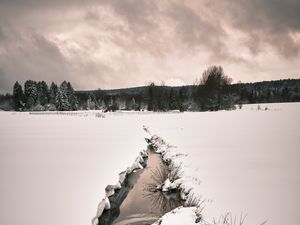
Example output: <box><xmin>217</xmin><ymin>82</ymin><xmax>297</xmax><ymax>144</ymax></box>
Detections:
<box><xmin>212</xmin><ymin>212</ymin><xmax>247</xmax><ymax>225</ymax></box>
<box><xmin>184</xmin><ymin>193</ymin><xmax>205</xmax><ymax>207</ymax></box>
<box><xmin>168</xmin><ymin>163</ymin><xmax>183</xmax><ymax>182</ymax></box>
<box><xmin>142</xmin><ymin>189</ymin><xmax>184</xmax><ymax>214</ymax></box>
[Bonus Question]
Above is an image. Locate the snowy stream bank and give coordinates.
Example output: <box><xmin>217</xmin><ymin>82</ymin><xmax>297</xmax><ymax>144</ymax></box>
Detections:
<box><xmin>93</xmin><ymin>124</ymin><xmax>272</xmax><ymax>225</ymax></box>
<box><xmin>93</xmin><ymin>148</ymin><xmax>184</xmax><ymax>225</ymax></box>
<box><xmin>93</xmin><ymin>126</ymin><xmax>206</xmax><ymax>225</ymax></box>
<box><xmin>145</xmin><ymin>131</ymin><xmax>204</xmax><ymax>225</ymax></box>
<box><xmin>145</xmin><ymin>131</ymin><xmax>252</xmax><ymax>225</ymax></box>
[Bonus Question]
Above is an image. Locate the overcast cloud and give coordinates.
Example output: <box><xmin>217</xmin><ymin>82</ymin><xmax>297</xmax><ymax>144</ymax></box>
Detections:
<box><xmin>0</xmin><ymin>0</ymin><xmax>299</xmax><ymax>93</ymax></box>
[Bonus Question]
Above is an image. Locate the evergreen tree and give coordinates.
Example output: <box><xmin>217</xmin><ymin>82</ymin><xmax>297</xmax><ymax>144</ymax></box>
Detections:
<box><xmin>131</xmin><ymin>97</ymin><xmax>137</xmax><ymax>110</ymax></box>
<box><xmin>169</xmin><ymin>88</ymin><xmax>178</xmax><ymax>110</ymax></box>
<box><xmin>147</xmin><ymin>83</ymin><xmax>160</xmax><ymax>111</ymax></box>
<box><xmin>56</xmin><ymin>81</ymin><xmax>71</xmax><ymax>111</ymax></box>
<box><xmin>178</xmin><ymin>86</ymin><xmax>189</xmax><ymax>112</ymax></box>
<box><xmin>49</xmin><ymin>82</ymin><xmax>58</xmax><ymax>105</ymax></box>
<box><xmin>55</xmin><ymin>81</ymin><xmax>78</xmax><ymax>111</ymax></box>
<box><xmin>37</xmin><ymin>81</ymin><xmax>49</xmax><ymax>106</ymax></box>
<box><xmin>66</xmin><ymin>82</ymin><xmax>78</xmax><ymax>110</ymax></box>
<box><xmin>147</xmin><ymin>83</ymin><xmax>154</xmax><ymax>111</ymax></box>
<box><xmin>55</xmin><ymin>88</ymin><xmax>63</xmax><ymax>110</ymax></box>
<box><xmin>24</xmin><ymin>80</ymin><xmax>38</xmax><ymax>109</ymax></box>
<box><xmin>12</xmin><ymin>81</ymin><xmax>24</xmax><ymax>111</ymax></box>
<box><xmin>87</xmin><ymin>95</ymin><xmax>96</xmax><ymax>110</ymax></box>
<box><xmin>111</xmin><ymin>96</ymin><xmax>120</xmax><ymax>111</ymax></box>
<box><xmin>158</xmin><ymin>87</ymin><xmax>169</xmax><ymax>111</ymax></box>
<box><xmin>100</xmin><ymin>100</ymin><xmax>106</xmax><ymax>110</ymax></box>
<box><xmin>126</xmin><ymin>97</ymin><xmax>137</xmax><ymax>110</ymax></box>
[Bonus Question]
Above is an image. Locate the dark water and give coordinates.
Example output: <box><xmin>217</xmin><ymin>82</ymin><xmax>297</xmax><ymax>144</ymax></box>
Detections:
<box><xmin>98</xmin><ymin>150</ymin><xmax>183</xmax><ymax>225</ymax></box>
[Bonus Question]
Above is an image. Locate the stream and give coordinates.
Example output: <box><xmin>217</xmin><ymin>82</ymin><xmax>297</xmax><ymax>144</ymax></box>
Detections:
<box><xmin>98</xmin><ymin>150</ymin><xmax>183</xmax><ymax>225</ymax></box>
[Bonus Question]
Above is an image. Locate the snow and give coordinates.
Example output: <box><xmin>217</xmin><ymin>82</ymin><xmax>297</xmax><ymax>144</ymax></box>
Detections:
<box><xmin>144</xmin><ymin>102</ymin><xmax>300</xmax><ymax>225</ymax></box>
<box><xmin>152</xmin><ymin>206</ymin><xmax>198</xmax><ymax>225</ymax></box>
<box><xmin>0</xmin><ymin>102</ymin><xmax>299</xmax><ymax>225</ymax></box>
<box><xmin>0</xmin><ymin>112</ymin><xmax>146</xmax><ymax>225</ymax></box>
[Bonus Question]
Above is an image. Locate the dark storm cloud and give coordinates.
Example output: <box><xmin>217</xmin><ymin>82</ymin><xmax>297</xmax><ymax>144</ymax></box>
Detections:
<box><xmin>167</xmin><ymin>2</ymin><xmax>225</xmax><ymax>50</ymax></box>
<box><xmin>0</xmin><ymin>25</ymin><xmax>5</xmax><ymax>40</ymax></box>
<box><xmin>211</xmin><ymin>0</ymin><xmax>300</xmax><ymax>57</ymax></box>
<box><xmin>0</xmin><ymin>0</ymin><xmax>299</xmax><ymax>93</ymax></box>
<box><xmin>0</xmin><ymin>22</ymin><xmax>121</xmax><ymax>93</ymax></box>
<box><xmin>95</xmin><ymin>1</ymin><xmax>240</xmax><ymax>61</ymax></box>
<box><xmin>102</xmin><ymin>0</ymin><xmax>158</xmax><ymax>29</ymax></box>
<box><xmin>225</xmin><ymin>0</ymin><xmax>300</xmax><ymax>31</ymax></box>
<box><xmin>92</xmin><ymin>0</ymin><xmax>300</xmax><ymax>60</ymax></box>
<box><xmin>164</xmin><ymin>1</ymin><xmax>247</xmax><ymax>63</ymax></box>
<box><xmin>0</xmin><ymin>0</ymin><xmax>91</xmax><ymax>10</ymax></box>
<box><xmin>0</xmin><ymin>26</ymin><xmax>70</xmax><ymax>92</ymax></box>
<box><xmin>87</xmin><ymin>0</ymin><xmax>169</xmax><ymax>57</ymax></box>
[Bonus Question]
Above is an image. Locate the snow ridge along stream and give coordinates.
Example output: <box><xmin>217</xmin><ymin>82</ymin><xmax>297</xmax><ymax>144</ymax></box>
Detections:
<box><xmin>95</xmin><ymin>124</ymin><xmax>269</xmax><ymax>225</ymax></box>
<box><xmin>144</xmin><ymin>127</ymin><xmax>259</xmax><ymax>225</ymax></box>
<box><xmin>93</xmin><ymin>134</ymin><xmax>184</xmax><ymax>225</ymax></box>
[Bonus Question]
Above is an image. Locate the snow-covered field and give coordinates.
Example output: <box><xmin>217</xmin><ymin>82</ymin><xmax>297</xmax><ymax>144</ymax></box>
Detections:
<box><xmin>0</xmin><ymin>112</ymin><xmax>146</xmax><ymax>225</ymax></box>
<box><xmin>0</xmin><ymin>102</ymin><xmax>299</xmax><ymax>225</ymax></box>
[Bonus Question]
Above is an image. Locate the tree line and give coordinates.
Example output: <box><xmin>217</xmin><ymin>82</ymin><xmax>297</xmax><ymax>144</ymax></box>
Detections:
<box><xmin>12</xmin><ymin>80</ymin><xmax>78</xmax><ymax>111</ymax></box>
<box><xmin>2</xmin><ymin>65</ymin><xmax>300</xmax><ymax>112</ymax></box>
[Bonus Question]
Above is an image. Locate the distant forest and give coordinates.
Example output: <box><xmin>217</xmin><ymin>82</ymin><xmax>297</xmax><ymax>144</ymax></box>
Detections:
<box><xmin>1</xmin><ymin>66</ymin><xmax>300</xmax><ymax>112</ymax></box>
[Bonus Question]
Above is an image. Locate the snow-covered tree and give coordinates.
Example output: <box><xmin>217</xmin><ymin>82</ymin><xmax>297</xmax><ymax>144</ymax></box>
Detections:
<box><xmin>24</xmin><ymin>80</ymin><xmax>38</xmax><ymax>109</ymax></box>
<box><xmin>56</xmin><ymin>81</ymin><xmax>71</xmax><ymax>111</ymax></box>
<box><xmin>49</xmin><ymin>82</ymin><xmax>58</xmax><ymax>105</ymax></box>
<box><xmin>66</xmin><ymin>82</ymin><xmax>78</xmax><ymax>110</ymax></box>
<box><xmin>87</xmin><ymin>95</ymin><xmax>96</xmax><ymax>110</ymax></box>
<box><xmin>131</xmin><ymin>97</ymin><xmax>136</xmax><ymax>110</ymax></box>
<box><xmin>55</xmin><ymin>81</ymin><xmax>78</xmax><ymax>111</ymax></box>
<box><xmin>100</xmin><ymin>100</ymin><xmax>106</xmax><ymax>110</ymax></box>
<box><xmin>12</xmin><ymin>81</ymin><xmax>24</xmax><ymax>111</ymax></box>
<box><xmin>127</xmin><ymin>97</ymin><xmax>139</xmax><ymax>110</ymax></box>
<box><xmin>169</xmin><ymin>88</ymin><xmax>178</xmax><ymax>110</ymax></box>
<box><xmin>37</xmin><ymin>81</ymin><xmax>49</xmax><ymax>106</ymax></box>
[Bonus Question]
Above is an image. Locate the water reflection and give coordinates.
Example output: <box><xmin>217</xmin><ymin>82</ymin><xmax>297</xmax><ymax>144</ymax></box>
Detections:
<box><xmin>98</xmin><ymin>186</ymin><xmax>131</xmax><ymax>225</ymax></box>
<box><xmin>143</xmin><ymin>162</ymin><xmax>184</xmax><ymax>215</ymax></box>
<box><xmin>143</xmin><ymin>187</ymin><xmax>184</xmax><ymax>215</ymax></box>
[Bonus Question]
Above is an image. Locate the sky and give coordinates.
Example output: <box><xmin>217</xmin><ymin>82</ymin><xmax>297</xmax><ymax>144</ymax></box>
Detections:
<box><xmin>0</xmin><ymin>0</ymin><xmax>299</xmax><ymax>93</ymax></box>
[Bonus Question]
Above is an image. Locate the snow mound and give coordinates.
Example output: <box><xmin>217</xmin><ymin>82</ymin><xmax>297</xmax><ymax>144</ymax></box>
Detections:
<box><xmin>92</xmin><ymin>149</ymin><xmax>149</xmax><ymax>225</ymax></box>
<box><xmin>146</xmin><ymin>131</ymin><xmax>204</xmax><ymax>223</ymax></box>
<box><xmin>146</xmin><ymin>130</ymin><xmax>254</xmax><ymax>225</ymax></box>
<box><xmin>152</xmin><ymin>206</ymin><xmax>198</xmax><ymax>225</ymax></box>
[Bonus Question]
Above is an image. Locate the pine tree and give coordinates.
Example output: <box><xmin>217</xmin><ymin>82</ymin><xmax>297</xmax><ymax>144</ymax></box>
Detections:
<box><xmin>37</xmin><ymin>81</ymin><xmax>49</xmax><ymax>106</ymax></box>
<box><xmin>54</xmin><ymin>81</ymin><xmax>78</xmax><ymax>111</ymax></box>
<box><xmin>169</xmin><ymin>88</ymin><xmax>178</xmax><ymax>110</ymax></box>
<box><xmin>112</xmin><ymin>97</ymin><xmax>120</xmax><ymax>111</ymax></box>
<box><xmin>55</xmin><ymin>88</ymin><xmax>63</xmax><ymax>110</ymax></box>
<box><xmin>100</xmin><ymin>100</ymin><xmax>106</xmax><ymax>110</ymax></box>
<box><xmin>12</xmin><ymin>81</ymin><xmax>24</xmax><ymax>111</ymax></box>
<box><xmin>147</xmin><ymin>83</ymin><xmax>155</xmax><ymax>111</ymax></box>
<box><xmin>178</xmin><ymin>86</ymin><xmax>189</xmax><ymax>112</ymax></box>
<box><xmin>24</xmin><ymin>80</ymin><xmax>38</xmax><ymax>109</ymax></box>
<box><xmin>87</xmin><ymin>95</ymin><xmax>95</xmax><ymax>110</ymax></box>
<box><xmin>56</xmin><ymin>81</ymin><xmax>71</xmax><ymax>111</ymax></box>
<box><xmin>49</xmin><ymin>82</ymin><xmax>58</xmax><ymax>105</ymax></box>
<box><xmin>66</xmin><ymin>82</ymin><xmax>78</xmax><ymax>110</ymax></box>
<box><xmin>131</xmin><ymin>97</ymin><xmax>137</xmax><ymax>110</ymax></box>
